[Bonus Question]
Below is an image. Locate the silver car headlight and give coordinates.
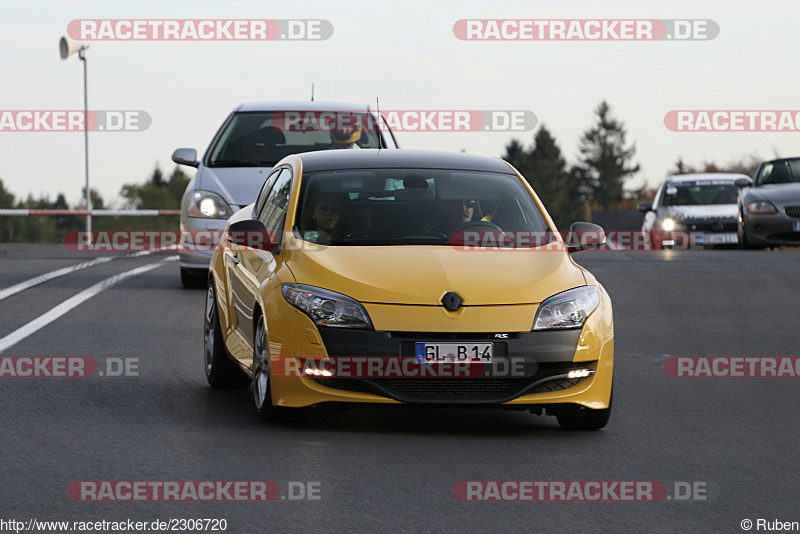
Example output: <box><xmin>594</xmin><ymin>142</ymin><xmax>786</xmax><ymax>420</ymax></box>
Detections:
<box><xmin>533</xmin><ymin>286</ymin><xmax>600</xmax><ymax>331</ymax></box>
<box><xmin>188</xmin><ymin>190</ymin><xmax>234</xmax><ymax>219</ymax></box>
<box><xmin>282</xmin><ymin>284</ymin><xmax>373</xmax><ymax>329</ymax></box>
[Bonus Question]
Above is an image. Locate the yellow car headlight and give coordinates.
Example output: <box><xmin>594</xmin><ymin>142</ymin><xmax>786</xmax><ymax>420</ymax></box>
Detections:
<box><xmin>533</xmin><ymin>286</ymin><xmax>600</xmax><ymax>331</ymax></box>
<box><xmin>282</xmin><ymin>284</ymin><xmax>372</xmax><ymax>329</ymax></box>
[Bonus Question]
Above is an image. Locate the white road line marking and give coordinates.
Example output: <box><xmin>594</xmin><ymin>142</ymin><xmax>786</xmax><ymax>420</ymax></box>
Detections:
<box><xmin>0</xmin><ymin>250</ymin><xmax>175</xmax><ymax>302</ymax></box>
<box><xmin>0</xmin><ymin>257</ymin><xmax>176</xmax><ymax>354</ymax></box>
<box><xmin>0</xmin><ymin>257</ymin><xmax>115</xmax><ymax>302</ymax></box>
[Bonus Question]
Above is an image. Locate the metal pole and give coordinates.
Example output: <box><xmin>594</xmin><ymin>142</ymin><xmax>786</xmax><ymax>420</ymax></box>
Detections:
<box><xmin>80</xmin><ymin>49</ymin><xmax>90</xmax><ymax>233</ymax></box>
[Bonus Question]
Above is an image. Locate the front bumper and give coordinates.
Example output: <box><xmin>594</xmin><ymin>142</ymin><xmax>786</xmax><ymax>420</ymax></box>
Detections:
<box><xmin>179</xmin><ymin>216</ymin><xmax>228</xmax><ymax>269</ymax></box>
<box><xmin>743</xmin><ymin>210</ymin><xmax>800</xmax><ymax>246</ymax></box>
<box><xmin>660</xmin><ymin>218</ymin><xmax>739</xmax><ymax>248</ymax></box>
<box><xmin>264</xmin><ymin>290</ymin><xmax>614</xmax><ymax>410</ymax></box>
<box><xmin>310</xmin><ymin>329</ymin><xmax>586</xmax><ymax>404</ymax></box>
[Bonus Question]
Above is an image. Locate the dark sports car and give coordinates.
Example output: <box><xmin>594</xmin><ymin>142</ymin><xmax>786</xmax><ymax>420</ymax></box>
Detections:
<box><xmin>737</xmin><ymin>157</ymin><xmax>800</xmax><ymax>249</ymax></box>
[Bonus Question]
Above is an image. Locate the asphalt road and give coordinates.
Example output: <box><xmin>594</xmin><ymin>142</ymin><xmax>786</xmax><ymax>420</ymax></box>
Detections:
<box><xmin>1</xmin><ymin>244</ymin><xmax>799</xmax><ymax>532</ymax></box>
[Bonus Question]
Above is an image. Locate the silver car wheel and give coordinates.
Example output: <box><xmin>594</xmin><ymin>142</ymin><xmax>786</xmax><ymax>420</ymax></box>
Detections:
<box><xmin>253</xmin><ymin>320</ymin><xmax>270</xmax><ymax>409</ymax></box>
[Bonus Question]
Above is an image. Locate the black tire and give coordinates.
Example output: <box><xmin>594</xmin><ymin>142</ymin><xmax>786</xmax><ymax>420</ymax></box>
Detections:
<box><xmin>252</xmin><ymin>314</ymin><xmax>287</xmax><ymax>420</ymax></box>
<box><xmin>557</xmin><ymin>390</ymin><xmax>613</xmax><ymax>431</ymax></box>
<box><xmin>738</xmin><ymin>211</ymin><xmax>750</xmax><ymax>250</ymax></box>
<box><xmin>738</xmin><ymin>213</ymin><xmax>764</xmax><ymax>250</ymax></box>
<box><xmin>204</xmin><ymin>281</ymin><xmax>249</xmax><ymax>388</ymax></box>
<box><xmin>181</xmin><ymin>267</ymin><xmax>207</xmax><ymax>289</ymax></box>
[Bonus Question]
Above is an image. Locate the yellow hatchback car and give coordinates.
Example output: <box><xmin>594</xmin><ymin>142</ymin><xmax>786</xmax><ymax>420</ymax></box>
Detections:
<box><xmin>204</xmin><ymin>149</ymin><xmax>614</xmax><ymax>430</ymax></box>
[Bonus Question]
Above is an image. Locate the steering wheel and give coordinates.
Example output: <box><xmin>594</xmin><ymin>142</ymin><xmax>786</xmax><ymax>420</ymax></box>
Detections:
<box><xmin>454</xmin><ymin>220</ymin><xmax>502</xmax><ymax>232</ymax></box>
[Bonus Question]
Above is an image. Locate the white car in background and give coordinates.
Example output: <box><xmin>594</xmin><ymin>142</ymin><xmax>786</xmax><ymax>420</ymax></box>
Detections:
<box><xmin>172</xmin><ymin>101</ymin><xmax>398</xmax><ymax>287</ymax></box>
<box><xmin>639</xmin><ymin>173</ymin><xmax>748</xmax><ymax>248</ymax></box>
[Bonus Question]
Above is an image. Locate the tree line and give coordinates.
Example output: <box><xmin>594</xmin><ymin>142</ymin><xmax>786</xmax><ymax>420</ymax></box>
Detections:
<box><xmin>0</xmin><ymin>165</ymin><xmax>189</xmax><ymax>242</ymax></box>
<box><xmin>0</xmin><ymin>101</ymin><xmax>770</xmax><ymax>242</ymax></box>
<box><xmin>504</xmin><ymin>100</ymin><xmax>765</xmax><ymax>228</ymax></box>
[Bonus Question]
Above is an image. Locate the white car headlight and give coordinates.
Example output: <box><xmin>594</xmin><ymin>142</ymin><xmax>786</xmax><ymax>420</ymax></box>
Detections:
<box><xmin>282</xmin><ymin>284</ymin><xmax>372</xmax><ymax>329</ymax></box>
<box><xmin>533</xmin><ymin>286</ymin><xmax>600</xmax><ymax>331</ymax></box>
<box><xmin>188</xmin><ymin>190</ymin><xmax>233</xmax><ymax>219</ymax></box>
<box><xmin>661</xmin><ymin>218</ymin><xmax>676</xmax><ymax>232</ymax></box>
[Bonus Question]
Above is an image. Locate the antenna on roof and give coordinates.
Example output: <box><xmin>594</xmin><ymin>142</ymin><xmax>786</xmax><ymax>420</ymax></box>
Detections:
<box><xmin>376</xmin><ymin>97</ymin><xmax>383</xmax><ymax>149</ymax></box>
<box><xmin>311</xmin><ymin>83</ymin><xmax>315</xmax><ymax>101</ymax></box>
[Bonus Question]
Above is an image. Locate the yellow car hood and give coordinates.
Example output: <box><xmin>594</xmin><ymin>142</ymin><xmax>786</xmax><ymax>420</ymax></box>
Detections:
<box><xmin>286</xmin><ymin>243</ymin><xmax>586</xmax><ymax>305</ymax></box>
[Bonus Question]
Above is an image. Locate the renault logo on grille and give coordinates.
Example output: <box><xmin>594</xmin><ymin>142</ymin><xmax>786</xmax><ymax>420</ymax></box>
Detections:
<box><xmin>441</xmin><ymin>292</ymin><xmax>463</xmax><ymax>311</ymax></box>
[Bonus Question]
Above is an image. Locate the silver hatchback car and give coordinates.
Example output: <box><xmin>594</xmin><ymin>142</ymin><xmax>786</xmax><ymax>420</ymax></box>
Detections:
<box><xmin>172</xmin><ymin>101</ymin><xmax>398</xmax><ymax>286</ymax></box>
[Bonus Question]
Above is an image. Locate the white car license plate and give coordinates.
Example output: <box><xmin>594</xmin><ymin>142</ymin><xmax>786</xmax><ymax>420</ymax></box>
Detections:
<box><xmin>415</xmin><ymin>343</ymin><xmax>493</xmax><ymax>363</ymax></box>
<box><xmin>700</xmin><ymin>232</ymin><xmax>737</xmax><ymax>245</ymax></box>
<box><xmin>793</xmin><ymin>221</ymin><xmax>800</xmax><ymax>232</ymax></box>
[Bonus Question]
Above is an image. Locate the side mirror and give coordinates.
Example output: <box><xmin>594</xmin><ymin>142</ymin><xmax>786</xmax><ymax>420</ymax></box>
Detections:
<box><xmin>172</xmin><ymin>148</ymin><xmax>199</xmax><ymax>168</ymax></box>
<box><xmin>226</xmin><ymin>219</ymin><xmax>275</xmax><ymax>251</ymax></box>
<box><xmin>734</xmin><ymin>177</ymin><xmax>752</xmax><ymax>188</ymax></box>
<box><xmin>637</xmin><ymin>202</ymin><xmax>653</xmax><ymax>213</ymax></box>
<box><xmin>567</xmin><ymin>222</ymin><xmax>606</xmax><ymax>253</ymax></box>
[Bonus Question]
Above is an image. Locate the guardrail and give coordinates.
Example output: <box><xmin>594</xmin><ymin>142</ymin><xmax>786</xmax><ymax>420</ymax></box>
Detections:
<box><xmin>0</xmin><ymin>209</ymin><xmax>180</xmax><ymax>217</ymax></box>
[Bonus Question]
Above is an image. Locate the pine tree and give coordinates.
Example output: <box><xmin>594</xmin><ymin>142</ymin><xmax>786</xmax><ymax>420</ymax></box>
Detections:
<box><xmin>503</xmin><ymin>126</ymin><xmax>588</xmax><ymax>228</ymax></box>
<box><xmin>578</xmin><ymin>101</ymin><xmax>640</xmax><ymax>209</ymax></box>
<box><xmin>149</xmin><ymin>163</ymin><xmax>165</xmax><ymax>187</ymax></box>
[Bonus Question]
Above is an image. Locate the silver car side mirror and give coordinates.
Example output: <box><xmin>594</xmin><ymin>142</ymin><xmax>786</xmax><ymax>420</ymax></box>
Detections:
<box><xmin>172</xmin><ymin>148</ymin><xmax>199</xmax><ymax>168</ymax></box>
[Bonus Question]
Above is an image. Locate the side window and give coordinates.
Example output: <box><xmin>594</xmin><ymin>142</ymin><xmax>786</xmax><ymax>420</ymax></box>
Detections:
<box><xmin>257</xmin><ymin>168</ymin><xmax>293</xmax><ymax>247</ymax></box>
<box><xmin>757</xmin><ymin>163</ymin><xmax>772</xmax><ymax>185</ymax></box>
<box><xmin>255</xmin><ymin>168</ymin><xmax>282</xmax><ymax>215</ymax></box>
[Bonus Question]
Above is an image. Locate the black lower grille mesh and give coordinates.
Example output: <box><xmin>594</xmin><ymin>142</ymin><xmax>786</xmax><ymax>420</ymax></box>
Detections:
<box><xmin>311</xmin><ymin>363</ymin><xmax>588</xmax><ymax>403</ymax></box>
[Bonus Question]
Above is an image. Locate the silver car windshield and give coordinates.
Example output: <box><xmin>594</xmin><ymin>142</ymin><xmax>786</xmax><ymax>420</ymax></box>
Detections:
<box><xmin>661</xmin><ymin>181</ymin><xmax>739</xmax><ymax>206</ymax></box>
<box><xmin>295</xmin><ymin>168</ymin><xmax>549</xmax><ymax>246</ymax></box>
<box><xmin>755</xmin><ymin>160</ymin><xmax>800</xmax><ymax>186</ymax></box>
<box><xmin>208</xmin><ymin>111</ymin><xmax>383</xmax><ymax>168</ymax></box>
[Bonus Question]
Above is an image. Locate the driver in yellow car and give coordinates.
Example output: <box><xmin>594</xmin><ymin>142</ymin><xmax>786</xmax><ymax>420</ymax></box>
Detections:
<box><xmin>425</xmin><ymin>199</ymin><xmax>477</xmax><ymax>237</ymax></box>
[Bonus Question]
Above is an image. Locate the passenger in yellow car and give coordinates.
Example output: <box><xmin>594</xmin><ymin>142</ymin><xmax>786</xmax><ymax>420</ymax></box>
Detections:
<box><xmin>301</xmin><ymin>193</ymin><xmax>342</xmax><ymax>244</ymax></box>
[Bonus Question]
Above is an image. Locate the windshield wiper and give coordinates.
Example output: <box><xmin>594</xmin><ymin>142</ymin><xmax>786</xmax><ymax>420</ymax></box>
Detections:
<box><xmin>210</xmin><ymin>159</ymin><xmax>279</xmax><ymax>168</ymax></box>
<box><xmin>209</xmin><ymin>159</ymin><xmax>258</xmax><ymax>167</ymax></box>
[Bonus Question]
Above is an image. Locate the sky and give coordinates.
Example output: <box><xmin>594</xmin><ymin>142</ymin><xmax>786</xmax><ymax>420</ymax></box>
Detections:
<box><xmin>1</xmin><ymin>0</ymin><xmax>798</xmax><ymax>206</ymax></box>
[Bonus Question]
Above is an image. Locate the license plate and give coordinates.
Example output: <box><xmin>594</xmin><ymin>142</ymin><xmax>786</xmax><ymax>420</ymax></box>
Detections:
<box><xmin>794</xmin><ymin>221</ymin><xmax>800</xmax><ymax>232</ymax></box>
<box><xmin>415</xmin><ymin>343</ymin><xmax>493</xmax><ymax>363</ymax></box>
<box><xmin>699</xmin><ymin>232</ymin><xmax>737</xmax><ymax>245</ymax></box>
